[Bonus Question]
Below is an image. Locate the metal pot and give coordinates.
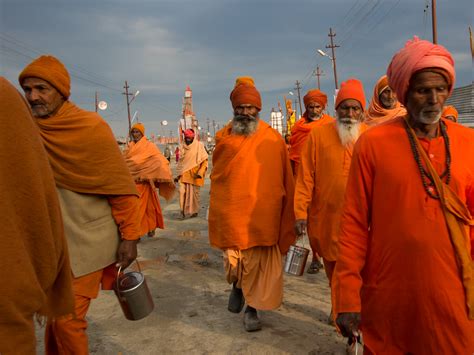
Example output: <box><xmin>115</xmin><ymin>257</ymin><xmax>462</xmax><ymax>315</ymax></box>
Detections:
<box><xmin>114</xmin><ymin>260</ymin><xmax>154</xmax><ymax>321</ymax></box>
<box><xmin>284</xmin><ymin>236</ymin><xmax>310</xmax><ymax>276</ymax></box>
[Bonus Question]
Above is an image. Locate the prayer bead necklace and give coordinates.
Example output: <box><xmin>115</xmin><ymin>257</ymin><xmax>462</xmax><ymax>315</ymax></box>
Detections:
<box><xmin>404</xmin><ymin>119</ymin><xmax>451</xmax><ymax>200</ymax></box>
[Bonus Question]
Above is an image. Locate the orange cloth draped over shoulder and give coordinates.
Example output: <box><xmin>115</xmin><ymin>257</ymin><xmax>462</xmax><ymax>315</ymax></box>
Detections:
<box><xmin>0</xmin><ymin>77</ymin><xmax>74</xmax><ymax>354</ymax></box>
<box><xmin>209</xmin><ymin>120</ymin><xmax>296</xmax><ymax>254</ymax></box>
<box><xmin>124</xmin><ymin>136</ymin><xmax>175</xmax><ymax>200</ymax></box>
<box><xmin>176</xmin><ymin>139</ymin><xmax>209</xmax><ymax>186</ymax></box>
<box><xmin>365</xmin><ymin>75</ymin><xmax>406</xmax><ymax>126</ymax></box>
<box><xmin>124</xmin><ymin>136</ymin><xmax>175</xmax><ymax>235</ymax></box>
<box><xmin>34</xmin><ymin>101</ymin><xmax>140</xmax><ymax>240</ymax></box>
<box><xmin>289</xmin><ymin>114</ymin><xmax>334</xmax><ymax>173</ymax></box>
<box><xmin>333</xmin><ymin>117</ymin><xmax>474</xmax><ymax>353</ymax></box>
<box><xmin>294</xmin><ymin>121</ymin><xmax>368</xmax><ymax>261</ymax></box>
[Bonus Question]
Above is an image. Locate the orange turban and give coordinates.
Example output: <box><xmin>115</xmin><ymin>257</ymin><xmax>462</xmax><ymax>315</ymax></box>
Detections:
<box><xmin>387</xmin><ymin>36</ymin><xmax>455</xmax><ymax>106</ymax></box>
<box><xmin>303</xmin><ymin>89</ymin><xmax>327</xmax><ymax>108</ymax></box>
<box><xmin>19</xmin><ymin>55</ymin><xmax>71</xmax><ymax>99</ymax></box>
<box><xmin>335</xmin><ymin>78</ymin><xmax>366</xmax><ymax>110</ymax></box>
<box><xmin>442</xmin><ymin>105</ymin><xmax>458</xmax><ymax>122</ymax></box>
<box><xmin>230</xmin><ymin>76</ymin><xmax>262</xmax><ymax>111</ymax></box>
<box><xmin>131</xmin><ymin>122</ymin><xmax>145</xmax><ymax>135</ymax></box>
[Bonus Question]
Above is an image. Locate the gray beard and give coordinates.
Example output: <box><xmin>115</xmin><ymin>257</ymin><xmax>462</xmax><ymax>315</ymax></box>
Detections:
<box><xmin>336</xmin><ymin>118</ymin><xmax>361</xmax><ymax>147</ymax></box>
<box><xmin>231</xmin><ymin>115</ymin><xmax>258</xmax><ymax>136</ymax></box>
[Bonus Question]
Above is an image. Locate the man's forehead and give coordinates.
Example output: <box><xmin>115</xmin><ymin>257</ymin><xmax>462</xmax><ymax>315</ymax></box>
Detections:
<box><xmin>307</xmin><ymin>101</ymin><xmax>322</xmax><ymax>107</ymax></box>
<box><xmin>236</xmin><ymin>104</ymin><xmax>256</xmax><ymax>108</ymax></box>
<box><xmin>338</xmin><ymin>99</ymin><xmax>362</xmax><ymax>109</ymax></box>
<box><xmin>22</xmin><ymin>77</ymin><xmax>54</xmax><ymax>87</ymax></box>
<box><xmin>410</xmin><ymin>70</ymin><xmax>448</xmax><ymax>85</ymax></box>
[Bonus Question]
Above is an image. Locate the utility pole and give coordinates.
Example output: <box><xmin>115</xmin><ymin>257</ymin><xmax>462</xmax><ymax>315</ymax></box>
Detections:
<box><xmin>123</xmin><ymin>81</ymin><xmax>132</xmax><ymax>136</ymax></box>
<box><xmin>313</xmin><ymin>65</ymin><xmax>324</xmax><ymax>90</ymax></box>
<box><xmin>431</xmin><ymin>0</ymin><xmax>438</xmax><ymax>44</ymax></box>
<box><xmin>470</xmin><ymin>26</ymin><xmax>474</xmax><ymax>58</ymax></box>
<box><xmin>95</xmin><ymin>91</ymin><xmax>98</xmax><ymax>112</ymax></box>
<box><xmin>206</xmin><ymin>118</ymin><xmax>210</xmax><ymax>135</ymax></box>
<box><xmin>294</xmin><ymin>80</ymin><xmax>303</xmax><ymax>118</ymax></box>
<box><xmin>212</xmin><ymin>119</ymin><xmax>216</xmax><ymax>136</ymax></box>
<box><xmin>326</xmin><ymin>27</ymin><xmax>340</xmax><ymax>90</ymax></box>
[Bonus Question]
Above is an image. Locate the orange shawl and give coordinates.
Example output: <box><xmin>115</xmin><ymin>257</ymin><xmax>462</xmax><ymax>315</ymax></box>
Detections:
<box><xmin>0</xmin><ymin>78</ymin><xmax>74</xmax><ymax>352</ymax></box>
<box><xmin>365</xmin><ymin>75</ymin><xmax>406</xmax><ymax>126</ymax></box>
<box><xmin>289</xmin><ymin>114</ymin><xmax>334</xmax><ymax>163</ymax></box>
<box><xmin>209</xmin><ymin>120</ymin><xmax>296</xmax><ymax>253</ymax></box>
<box><xmin>35</xmin><ymin>101</ymin><xmax>138</xmax><ymax>196</ymax></box>
<box><xmin>124</xmin><ymin>137</ymin><xmax>175</xmax><ymax>201</ymax></box>
<box><xmin>176</xmin><ymin>139</ymin><xmax>208</xmax><ymax>177</ymax></box>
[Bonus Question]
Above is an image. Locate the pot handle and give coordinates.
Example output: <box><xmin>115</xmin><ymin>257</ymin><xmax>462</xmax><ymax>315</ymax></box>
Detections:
<box><xmin>295</xmin><ymin>231</ymin><xmax>307</xmax><ymax>248</ymax></box>
<box><xmin>115</xmin><ymin>259</ymin><xmax>142</xmax><ymax>291</ymax></box>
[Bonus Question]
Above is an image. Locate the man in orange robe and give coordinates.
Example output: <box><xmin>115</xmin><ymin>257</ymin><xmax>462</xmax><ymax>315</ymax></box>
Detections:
<box><xmin>365</xmin><ymin>74</ymin><xmax>406</xmax><ymax>126</ymax></box>
<box><xmin>289</xmin><ymin>89</ymin><xmax>334</xmax><ymax>273</ymax></box>
<box><xmin>294</xmin><ymin>79</ymin><xmax>368</xmax><ymax>324</ymax></box>
<box><xmin>124</xmin><ymin>122</ymin><xmax>175</xmax><ymax>237</ymax></box>
<box><xmin>19</xmin><ymin>55</ymin><xmax>141</xmax><ymax>355</ymax></box>
<box><xmin>334</xmin><ymin>37</ymin><xmax>474</xmax><ymax>354</ymax></box>
<box><xmin>209</xmin><ymin>77</ymin><xmax>296</xmax><ymax>332</ymax></box>
<box><xmin>0</xmin><ymin>78</ymin><xmax>74</xmax><ymax>355</ymax></box>
<box><xmin>175</xmin><ymin>129</ymin><xmax>208</xmax><ymax>219</ymax></box>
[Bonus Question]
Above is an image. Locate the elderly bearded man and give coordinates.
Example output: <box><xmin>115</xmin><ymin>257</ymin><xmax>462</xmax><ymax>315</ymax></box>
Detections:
<box><xmin>334</xmin><ymin>37</ymin><xmax>474</xmax><ymax>353</ymax></box>
<box><xmin>294</xmin><ymin>79</ymin><xmax>368</xmax><ymax>325</ymax></box>
<box><xmin>365</xmin><ymin>74</ymin><xmax>406</xmax><ymax>126</ymax></box>
<box><xmin>289</xmin><ymin>89</ymin><xmax>335</xmax><ymax>274</ymax></box>
<box><xmin>175</xmin><ymin>129</ymin><xmax>208</xmax><ymax>219</ymax></box>
<box><xmin>208</xmin><ymin>77</ymin><xmax>296</xmax><ymax>332</ymax></box>
<box><xmin>19</xmin><ymin>55</ymin><xmax>141</xmax><ymax>355</ymax></box>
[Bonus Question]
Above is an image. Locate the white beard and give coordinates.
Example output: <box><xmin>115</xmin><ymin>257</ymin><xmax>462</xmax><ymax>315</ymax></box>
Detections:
<box><xmin>231</xmin><ymin>115</ymin><xmax>259</xmax><ymax>136</ymax></box>
<box><xmin>417</xmin><ymin>108</ymin><xmax>442</xmax><ymax>125</ymax></box>
<box><xmin>336</xmin><ymin>118</ymin><xmax>361</xmax><ymax>147</ymax></box>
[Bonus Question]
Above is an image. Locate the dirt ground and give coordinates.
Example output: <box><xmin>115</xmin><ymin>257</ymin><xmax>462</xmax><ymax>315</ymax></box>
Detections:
<box><xmin>37</xmin><ymin>161</ymin><xmax>347</xmax><ymax>355</ymax></box>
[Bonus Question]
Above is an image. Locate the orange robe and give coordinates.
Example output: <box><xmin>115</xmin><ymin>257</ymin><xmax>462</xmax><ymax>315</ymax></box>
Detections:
<box><xmin>294</xmin><ymin>122</ymin><xmax>368</xmax><ymax>265</ymax></box>
<box><xmin>209</xmin><ymin>120</ymin><xmax>296</xmax><ymax>253</ymax></box>
<box><xmin>0</xmin><ymin>78</ymin><xmax>74</xmax><ymax>355</ymax></box>
<box><xmin>289</xmin><ymin>114</ymin><xmax>335</xmax><ymax>174</ymax></box>
<box><xmin>124</xmin><ymin>137</ymin><xmax>175</xmax><ymax>235</ymax></box>
<box><xmin>333</xmin><ymin>117</ymin><xmax>474</xmax><ymax>354</ymax></box>
<box><xmin>177</xmin><ymin>140</ymin><xmax>208</xmax><ymax>215</ymax></box>
<box><xmin>35</xmin><ymin>101</ymin><xmax>140</xmax><ymax>354</ymax></box>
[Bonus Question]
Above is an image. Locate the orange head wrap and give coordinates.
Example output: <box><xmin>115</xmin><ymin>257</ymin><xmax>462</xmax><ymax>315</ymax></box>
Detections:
<box><xmin>387</xmin><ymin>36</ymin><xmax>455</xmax><ymax>106</ymax></box>
<box><xmin>376</xmin><ymin>75</ymin><xmax>390</xmax><ymax>97</ymax></box>
<box><xmin>229</xmin><ymin>76</ymin><xmax>262</xmax><ymax>111</ymax></box>
<box><xmin>19</xmin><ymin>55</ymin><xmax>71</xmax><ymax>99</ymax></box>
<box><xmin>335</xmin><ymin>78</ymin><xmax>366</xmax><ymax>110</ymax></box>
<box><xmin>303</xmin><ymin>89</ymin><xmax>327</xmax><ymax>108</ymax></box>
<box><xmin>131</xmin><ymin>122</ymin><xmax>145</xmax><ymax>135</ymax></box>
<box><xmin>442</xmin><ymin>105</ymin><xmax>458</xmax><ymax>122</ymax></box>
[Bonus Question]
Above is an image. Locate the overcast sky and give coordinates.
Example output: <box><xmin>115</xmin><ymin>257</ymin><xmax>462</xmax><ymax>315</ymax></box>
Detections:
<box><xmin>1</xmin><ymin>0</ymin><xmax>472</xmax><ymax>137</ymax></box>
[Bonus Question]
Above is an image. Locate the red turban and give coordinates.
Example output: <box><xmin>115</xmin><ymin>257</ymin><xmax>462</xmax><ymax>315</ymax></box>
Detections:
<box><xmin>303</xmin><ymin>89</ymin><xmax>327</xmax><ymax>108</ymax></box>
<box><xmin>131</xmin><ymin>123</ymin><xmax>145</xmax><ymax>135</ymax></box>
<box><xmin>387</xmin><ymin>36</ymin><xmax>455</xmax><ymax>106</ymax></box>
<box><xmin>335</xmin><ymin>78</ymin><xmax>366</xmax><ymax>110</ymax></box>
<box><xmin>19</xmin><ymin>55</ymin><xmax>71</xmax><ymax>99</ymax></box>
<box><xmin>183</xmin><ymin>129</ymin><xmax>195</xmax><ymax>138</ymax></box>
<box><xmin>230</xmin><ymin>76</ymin><xmax>262</xmax><ymax>111</ymax></box>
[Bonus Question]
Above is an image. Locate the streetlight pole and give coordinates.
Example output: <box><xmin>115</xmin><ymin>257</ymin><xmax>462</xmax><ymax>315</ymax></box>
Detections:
<box><xmin>294</xmin><ymin>80</ymin><xmax>303</xmax><ymax>118</ymax></box>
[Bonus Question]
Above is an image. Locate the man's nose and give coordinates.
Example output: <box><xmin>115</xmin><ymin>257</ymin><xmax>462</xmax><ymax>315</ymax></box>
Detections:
<box><xmin>28</xmin><ymin>89</ymin><xmax>40</xmax><ymax>101</ymax></box>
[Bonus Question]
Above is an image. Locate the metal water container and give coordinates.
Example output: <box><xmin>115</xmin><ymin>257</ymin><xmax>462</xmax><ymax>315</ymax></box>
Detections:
<box><xmin>114</xmin><ymin>261</ymin><xmax>154</xmax><ymax>321</ymax></box>
<box><xmin>284</xmin><ymin>234</ymin><xmax>310</xmax><ymax>276</ymax></box>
